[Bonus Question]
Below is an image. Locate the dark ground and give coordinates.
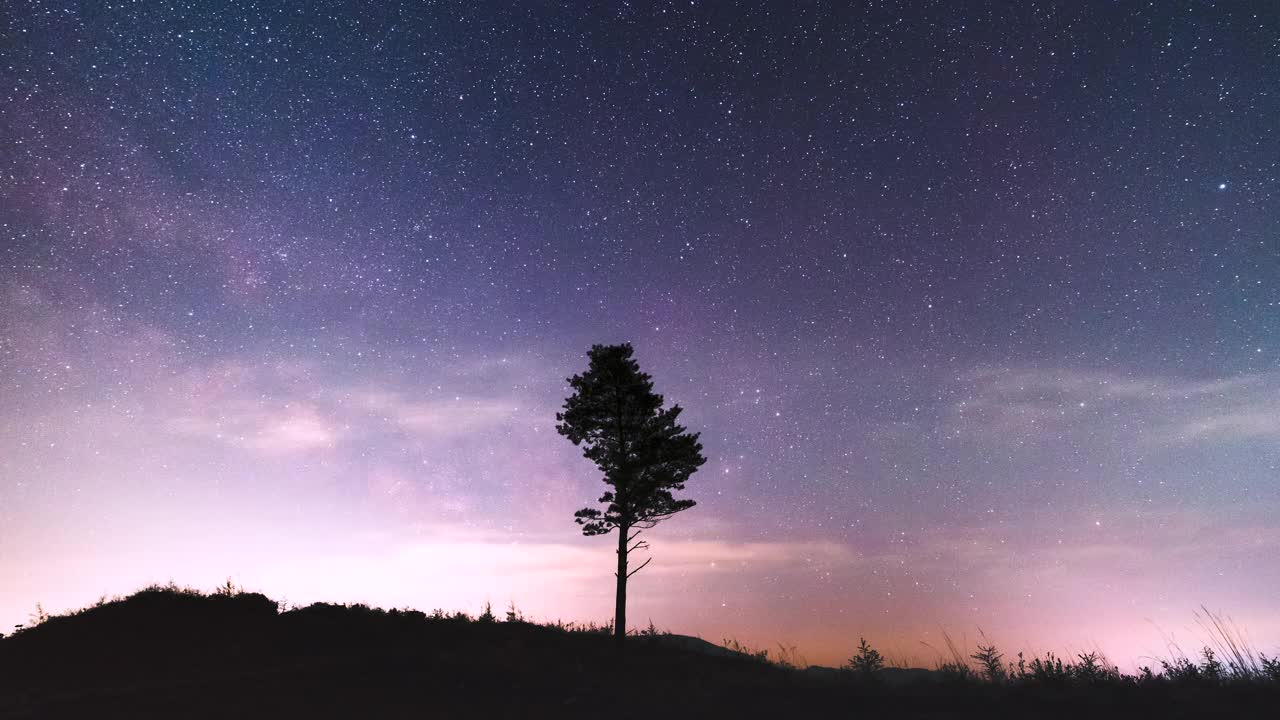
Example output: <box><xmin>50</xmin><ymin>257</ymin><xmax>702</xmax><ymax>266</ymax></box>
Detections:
<box><xmin>0</xmin><ymin>588</ymin><xmax>1274</xmax><ymax>719</ymax></box>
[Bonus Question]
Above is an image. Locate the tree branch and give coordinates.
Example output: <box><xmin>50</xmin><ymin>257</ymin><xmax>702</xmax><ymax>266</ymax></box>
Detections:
<box><xmin>626</xmin><ymin>556</ymin><xmax>652</xmax><ymax>578</ymax></box>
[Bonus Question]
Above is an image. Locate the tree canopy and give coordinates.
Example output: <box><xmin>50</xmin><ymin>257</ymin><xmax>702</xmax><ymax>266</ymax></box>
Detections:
<box><xmin>557</xmin><ymin>343</ymin><xmax>705</xmax><ymax>536</ymax></box>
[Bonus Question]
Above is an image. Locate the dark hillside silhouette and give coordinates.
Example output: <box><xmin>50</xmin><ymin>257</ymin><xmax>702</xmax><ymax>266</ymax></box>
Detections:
<box><xmin>557</xmin><ymin>343</ymin><xmax>706</xmax><ymax>648</ymax></box>
<box><xmin>1</xmin><ymin>585</ymin><xmax>1277</xmax><ymax>719</ymax></box>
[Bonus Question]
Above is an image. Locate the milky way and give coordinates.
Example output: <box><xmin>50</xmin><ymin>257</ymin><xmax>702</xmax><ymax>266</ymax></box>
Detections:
<box><xmin>2</xmin><ymin>2</ymin><xmax>1278</xmax><ymax>666</ymax></box>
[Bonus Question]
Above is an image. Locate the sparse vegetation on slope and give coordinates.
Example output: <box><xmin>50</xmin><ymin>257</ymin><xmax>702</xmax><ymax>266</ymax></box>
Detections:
<box><xmin>1</xmin><ymin>584</ymin><xmax>1276</xmax><ymax>719</ymax></box>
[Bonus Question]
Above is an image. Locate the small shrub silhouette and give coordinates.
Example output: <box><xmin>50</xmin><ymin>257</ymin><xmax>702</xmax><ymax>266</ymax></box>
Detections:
<box><xmin>1071</xmin><ymin>651</ymin><xmax>1119</xmax><ymax>684</ymax></box>
<box><xmin>722</xmin><ymin>637</ymin><xmax>771</xmax><ymax>663</ymax></box>
<box><xmin>29</xmin><ymin>603</ymin><xmax>50</xmax><ymax>627</ymax></box>
<box><xmin>971</xmin><ymin>638</ymin><xmax>1005</xmax><ymax>683</ymax></box>
<box><xmin>937</xmin><ymin>662</ymin><xmax>972</xmax><ymax>681</ymax></box>
<box><xmin>1159</xmin><ymin>646</ymin><xmax>1235</xmax><ymax>686</ymax></box>
<box><xmin>505</xmin><ymin>601</ymin><xmax>525</xmax><ymax>624</ymax></box>
<box><xmin>1010</xmin><ymin>651</ymin><xmax>1027</xmax><ymax>680</ymax></box>
<box><xmin>1161</xmin><ymin>656</ymin><xmax>1201</xmax><ymax>683</ymax></box>
<box><xmin>846</xmin><ymin>637</ymin><xmax>885</xmax><ymax>676</ymax></box>
<box><xmin>1200</xmin><ymin>647</ymin><xmax>1225</xmax><ymax>682</ymax></box>
<box><xmin>1026</xmin><ymin>653</ymin><xmax>1070</xmax><ymax>685</ymax></box>
<box><xmin>1261</xmin><ymin>655</ymin><xmax>1280</xmax><ymax>682</ymax></box>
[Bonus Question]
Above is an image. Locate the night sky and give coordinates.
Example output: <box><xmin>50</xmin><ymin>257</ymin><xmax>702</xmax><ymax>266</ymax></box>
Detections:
<box><xmin>3</xmin><ymin>1</ymin><xmax>1278</xmax><ymax>667</ymax></box>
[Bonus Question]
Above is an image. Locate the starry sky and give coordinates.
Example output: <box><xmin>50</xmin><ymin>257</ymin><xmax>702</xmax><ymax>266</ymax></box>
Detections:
<box><xmin>2</xmin><ymin>1</ymin><xmax>1278</xmax><ymax>668</ymax></box>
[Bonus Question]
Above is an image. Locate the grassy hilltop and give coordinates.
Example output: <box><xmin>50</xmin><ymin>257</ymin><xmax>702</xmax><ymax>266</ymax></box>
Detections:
<box><xmin>1</xmin><ymin>584</ymin><xmax>1276</xmax><ymax>719</ymax></box>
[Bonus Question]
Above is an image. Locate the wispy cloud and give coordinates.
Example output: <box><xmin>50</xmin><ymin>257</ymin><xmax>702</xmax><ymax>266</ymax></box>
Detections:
<box><xmin>348</xmin><ymin>389</ymin><xmax>528</xmax><ymax>438</ymax></box>
<box><xmin>151</xmin><ymin>351</ymin><xmax>553</xmax><ymax>457</ymax></box>
<box><xmin>167</xmin><ymin>399</ymin><xmax>340</xmax><ymax>453</ymax></box>
<box><xmin>949</xmin><ymin>367</ymin><xmax>1280</xmax><ymax>446</ymax></box>
<box><xmin>1174</xmin><ymin>411</ymin><xmax>1280</xmax><ymax>442</ymax></box>
<box><xmin>241</xmin><ymin>406</ymin><xmax>340</xmax><ymax>452</ymax></box>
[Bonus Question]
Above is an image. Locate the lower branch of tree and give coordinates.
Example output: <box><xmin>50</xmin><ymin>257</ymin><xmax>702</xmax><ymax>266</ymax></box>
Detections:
<box><xmin>626</xmin><ymin>556</ymin><xmax>652</xmax><ymax>578</ymax></box>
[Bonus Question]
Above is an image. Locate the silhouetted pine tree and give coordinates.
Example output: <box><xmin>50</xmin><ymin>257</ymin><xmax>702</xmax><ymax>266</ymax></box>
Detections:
<box><xmin>556</xmin><ymin>343</ymin><xmax>706</xmax><ymax>648</ymax></box>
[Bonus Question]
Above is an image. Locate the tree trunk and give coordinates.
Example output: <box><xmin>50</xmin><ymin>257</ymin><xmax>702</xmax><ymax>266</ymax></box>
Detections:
<box><xmin>614</xmin><ymin>524</ymin><xmax>628</xmax><ymax>648</ymax></box>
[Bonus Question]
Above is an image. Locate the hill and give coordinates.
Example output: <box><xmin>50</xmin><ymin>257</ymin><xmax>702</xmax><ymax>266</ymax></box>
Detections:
<box><xmin>0</xmin><ymin>585</ymin><xmax>1275</xmax><ymax>719</ymax></box>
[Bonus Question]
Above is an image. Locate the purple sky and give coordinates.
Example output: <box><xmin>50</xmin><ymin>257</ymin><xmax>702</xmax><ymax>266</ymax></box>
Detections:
<box><xmin>3</xmin><ymin>1</ymin><xmax>1278</xmax><ymax>668</ymax></box>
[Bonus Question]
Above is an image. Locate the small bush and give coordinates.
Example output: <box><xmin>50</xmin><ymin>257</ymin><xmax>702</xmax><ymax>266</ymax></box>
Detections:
<box><xmin>971</xmin><ymin>640</ymin><xmax>1005</xmax><ymax>683</ymax></box>
<box><xmin>1026</xmin><ymin>653</ymin><xmax>1070</xmax><ymax>685</ymax></box>
<box><xmin>937</xmin><ymin>662</ymin><xmax>973</xmax><ymax>681</ymax></box>
<box><xmin>1199</xmin><ymin>647</ymin><xmax>1224</xmax><ymax>682</ymax></box>
<box><xmin>1009</xmin><ymin>651</ymin><xmax>1027</xmax><ymax>680</ymax></box>
<box><xmin>1260</xmin><ymin>655</ymin><xmax>1280</xmax><ymax>682</ymax></box>
<box><xmin>1161</xmin><ymin>656</ymin><xmax>1201</xmax><ymax>683</ymax></box>
<box><xmin>722</xmin><ymin>637</ymin><xmax>771</xmax><ymax>663</ymax></box>
<box><xmin>29</xmin><ymin>603</ymin><xmax>50</xmax><ymax>627</ymax></box>
<box><xmin>504</xmin><ymin>602</ymin><xmax>524</xmax><ymax>624</ymax></box>
<box><xmin>1072</xmin><ymin>651</ymin><xmax>1119</xmax><ymax>684</ymax></box>
<box><xmin>847</xmin><ymin>637</ymin><xmax>885</xmax><ymax>676</ymax></box>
